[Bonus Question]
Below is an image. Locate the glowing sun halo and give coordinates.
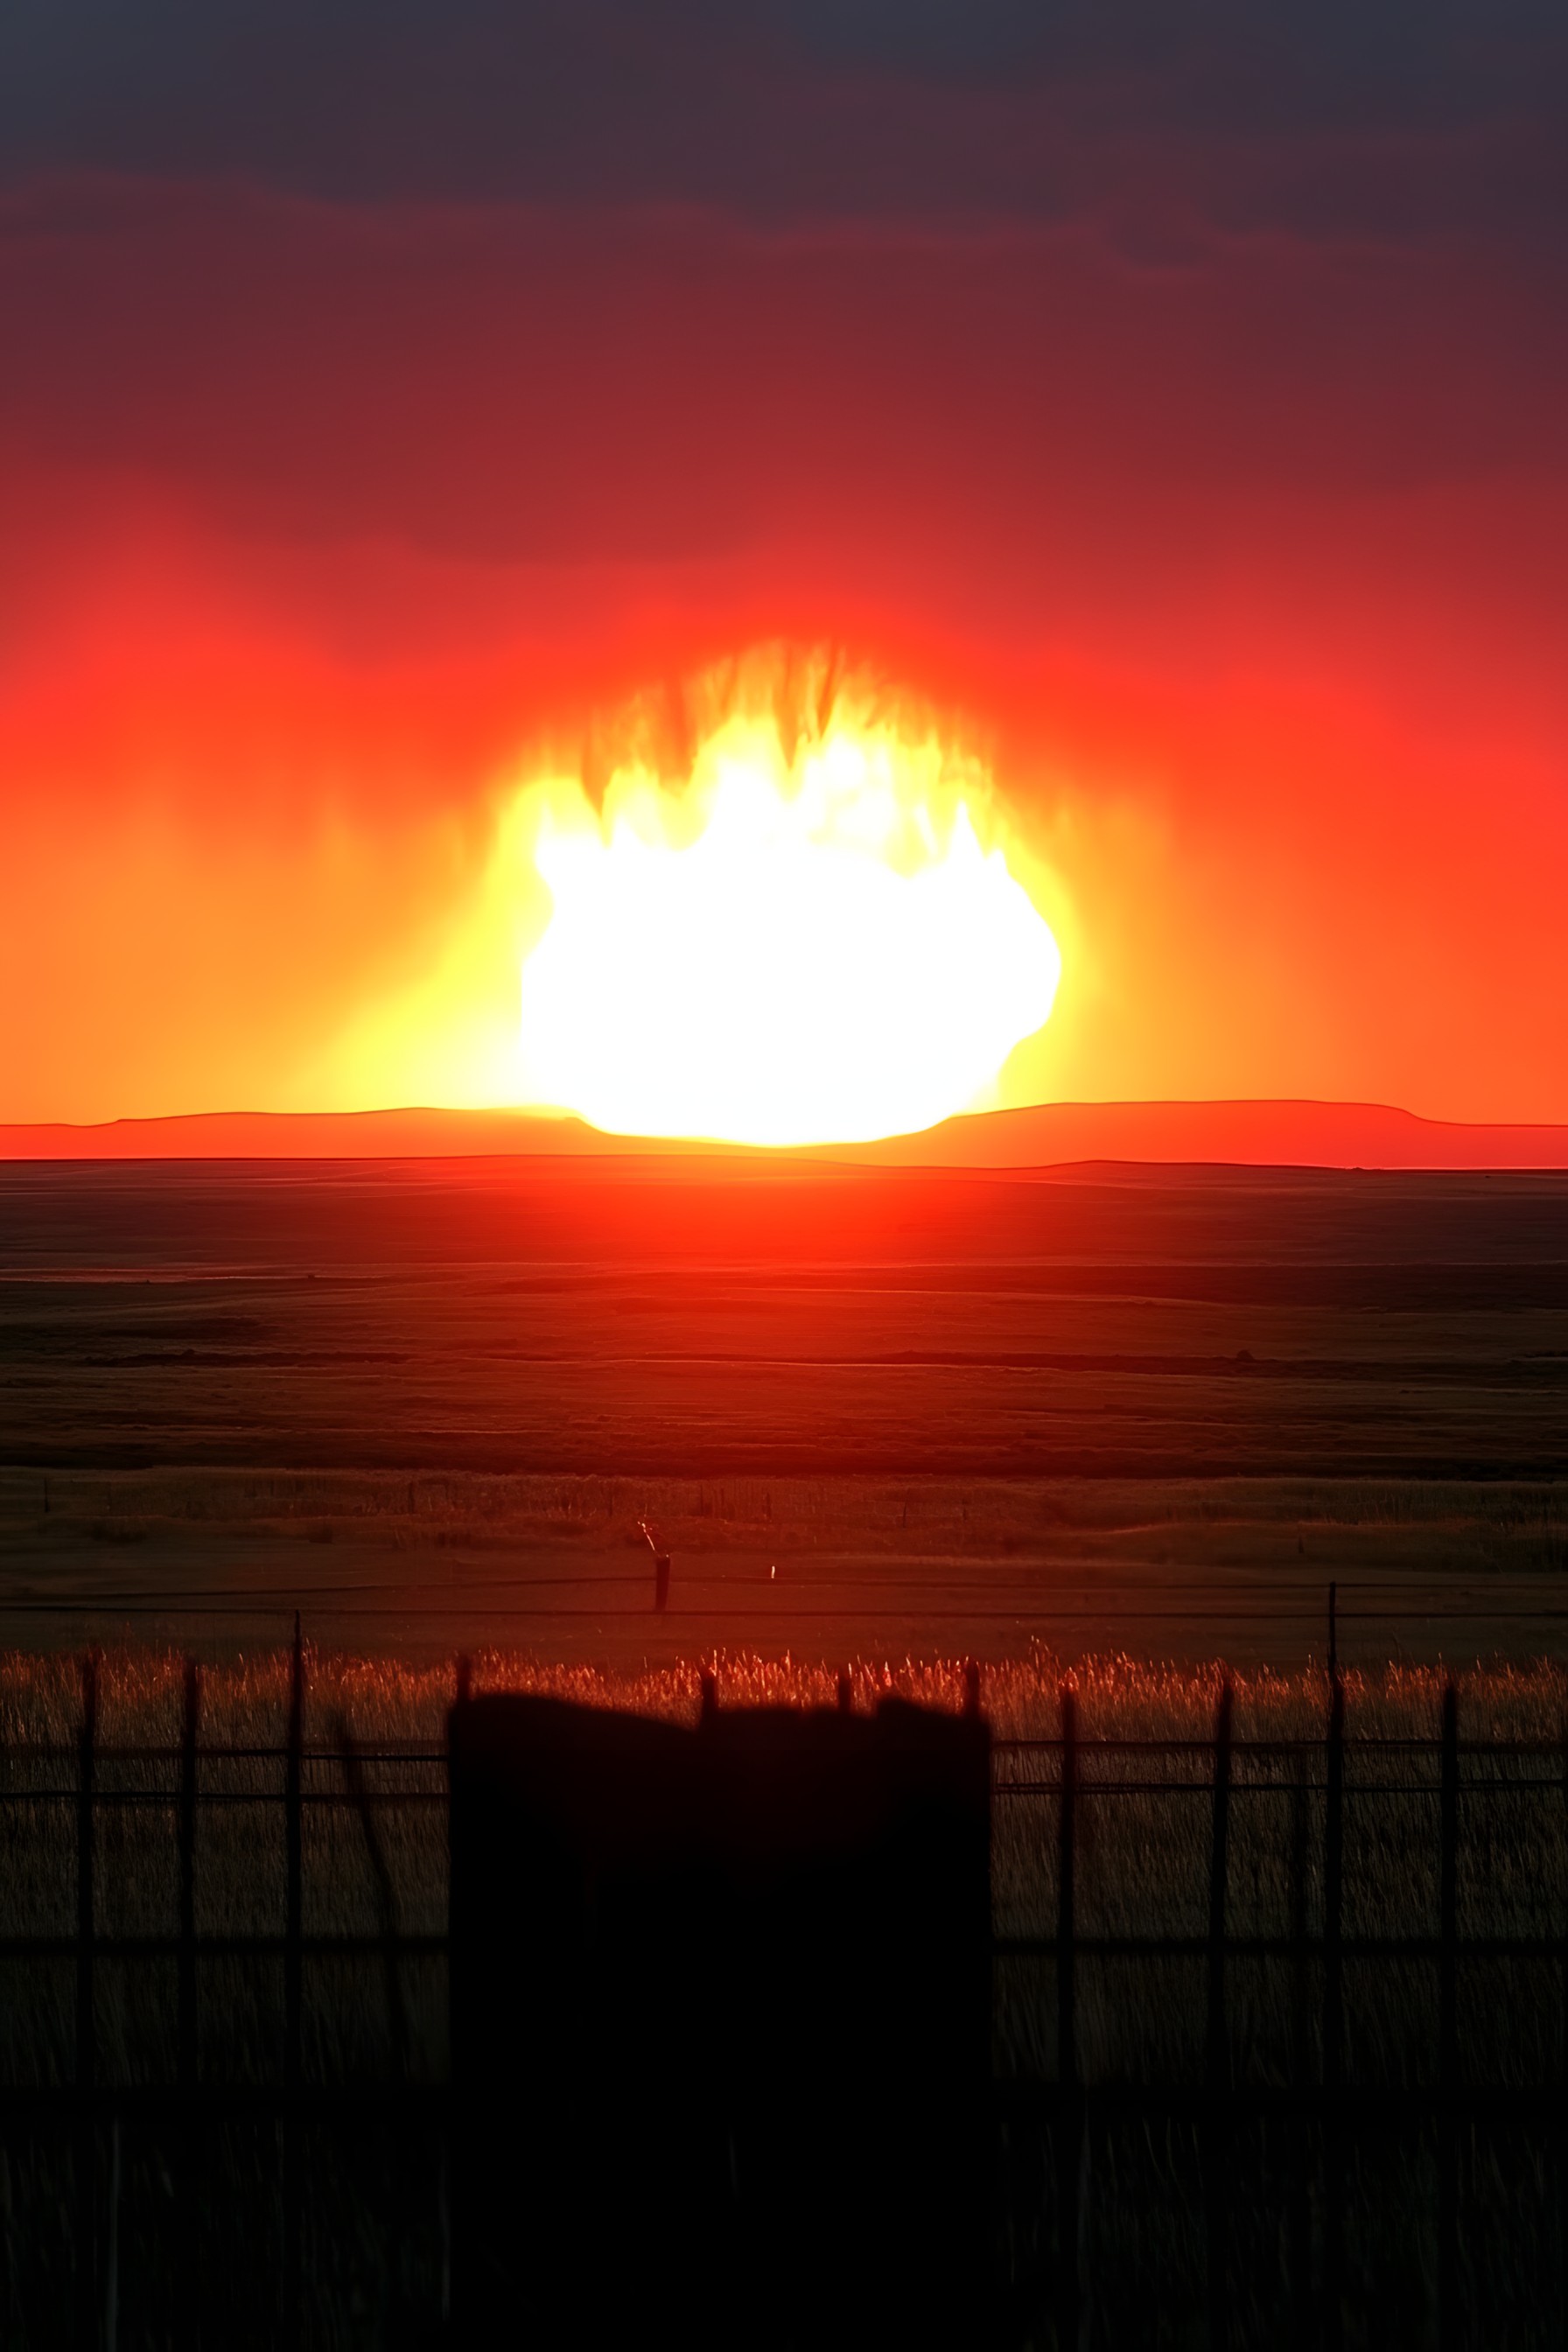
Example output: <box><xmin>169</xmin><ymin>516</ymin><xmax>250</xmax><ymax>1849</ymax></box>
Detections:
<box><xmin>515</xmin><ymin>697</ymin><xmax>1061</xmax><ymax>1147</ymax></box>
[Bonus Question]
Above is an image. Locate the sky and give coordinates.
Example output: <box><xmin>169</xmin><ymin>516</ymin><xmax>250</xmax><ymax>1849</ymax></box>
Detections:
<box><xmin>3</xmin><ymin>3</ymin><xmax>1566</xmax><ymax>1125</ymax></box>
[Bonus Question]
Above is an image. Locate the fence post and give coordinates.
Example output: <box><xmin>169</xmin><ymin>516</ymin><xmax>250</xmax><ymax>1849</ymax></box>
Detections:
<box><xmin>1560</xmin><ymin>1691</ymin><xmax>1568</xmax><ymax>2352</ymax></box>
<box><xmin>1439</xmin><ymin>1684</ymin><xmax>1459</xmax><ymax>2075</ymax></box>
<box><xmin>336</xmin><ymin>1712</ymin><xmax>410</xmax><ymax>2079</ymax></box>
<box><xmin>74</xmin><ymin>1648</ymin><xmax>99</xmax><ymax>2352</ymax></box>
<box><xmin>1288</xmin><ymin>1749</ymin><xmax>1312</xmax><ymax>2348</ymax></box>
<box><xmin>1324</xmin><ymin>1670</ymin><xmax>1345</xmax><ymax>2352</ymax></box>
<box><xmin>103</xmin><ymin>2113</ymin><xmax>120</xmax><ymax>2352</ymax></box>
<box><xmin>1328</xmin><ymin>1581</ymin><xmax>1338</xmax><ymax>1684</ymax></box>
<box><xmin>283</xmin><ymin>1616</ymin><xmax>304</xmax><ymax>2350</ymax></box>
<box><xmin>1205</xmin><ymin>1681</ymin><xmax>1233</xmax><ymax>2352</ymax></box>
<box><xmin>1438</xmin><ymin>1682</ymin><xmax>1460</xmax><ymax>2352</ymax></box>
<box><xmin>179</xmin><ymin>1658</ymin><xmax>200</xmax><ymax>2085</ymax></box>
<box><xmin>1056</xmin><ymin>1683</ymin><xmax>1081</xmax><ymax>2352</ymax></box>
<box><xmin>1207</xmin><ymin>1683</ymin><xmax>1234</xmax><ymax>2090</ymax></box>
<box><xmin>177</xmin><ymin>1657</ymin><xmax>201</xmax><ymax>2352</ymax></box>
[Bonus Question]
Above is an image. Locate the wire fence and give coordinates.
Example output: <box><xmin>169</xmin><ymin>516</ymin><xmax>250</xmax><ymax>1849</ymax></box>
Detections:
<box><xmin>993</xmin><ymin>1670</ymin><xmax>1568</xmax><ymax>2351</ymax></box>
<box><xmin>3</xmin><ymin>1564</ymin><xmax>1568</xmax><ymax>1648</ymax></box>
<box><xmin>2</xmin><ymin>1619</ymin><xmax>1567</xmax><ymax>2347</ymax></box>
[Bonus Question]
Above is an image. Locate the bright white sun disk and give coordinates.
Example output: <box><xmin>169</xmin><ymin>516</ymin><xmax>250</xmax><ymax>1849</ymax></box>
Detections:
<box><xmin>516</xmin><ymin>719</ymin><xmax>1061</xmax><ymax>1146</ymax></box>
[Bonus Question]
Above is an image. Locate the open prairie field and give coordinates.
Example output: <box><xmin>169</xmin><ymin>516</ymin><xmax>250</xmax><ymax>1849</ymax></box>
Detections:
<box><xmin>0</xmin><ymin>1156</ymin><xmax>1564</xmax><ymax>1664</ymax></box>
<box><xmin>0</xmin><ymin>1144</ymin><xmax>1564</xmax><ymax>2345</ymax></box>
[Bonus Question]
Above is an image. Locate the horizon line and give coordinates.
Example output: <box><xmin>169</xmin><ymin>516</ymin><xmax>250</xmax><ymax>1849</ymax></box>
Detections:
<box><xmin>4</xmin><ymin>1096</ymin><xmax>1568</xmax><ymax>1172</ymax></box>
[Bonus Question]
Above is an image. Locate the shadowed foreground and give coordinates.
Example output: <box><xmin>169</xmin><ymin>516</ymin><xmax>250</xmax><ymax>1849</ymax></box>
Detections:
<box><xmin>0</xmin><ymin>1647</ymin><xmax>1564</xmax><ymax>2348</ymax></box>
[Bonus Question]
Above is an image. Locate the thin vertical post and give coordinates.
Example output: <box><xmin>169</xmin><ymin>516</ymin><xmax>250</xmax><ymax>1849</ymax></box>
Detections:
<box><xmin>103</xmin><ymin>2114</ymin><xmax>120</xmax><ymax>2352</ymax></box>
<box><xmin>1207</xmin><ymin>1683</ymin><xmax>1234</xmax><ymax>2088</ymax></box>
<box><xmin>74</xmin><ymin>1648</ymin><xmax>99</xmax><ymax>2352</ymax></box>
<box><xmin>177</xmin><ymin>1657</ymin><xmax>200</xmax><ymax>2352</ymax></box>
<box><xmin>1438</xmin><ymin>1684</ymin><xmax>1459</xmax><ymax>2077</ymax></box>
<box><xmin>1324</xmin><ymin>1670</ymin><xmax>1346</xmax><ymax>2352</ymax></box>
<box><xmin>444</xmin><ymin>1650</ymin><xmax>467</xmax><ymax>2334</ymax></box>
<box><xmin>1058</xmin><ymin>1690</ymin><xmax>1077</xmax><ymax>2088</ymax></box>
<box><xmin>336</xmin><ymin>1711</ymin><xmax>410</xmax><ymax>2079</ymax></box>
<box><xmin>283</xmin><ymin>1616</ymin><xmax>304</xmax><ymax>2350</ymax></box>
<box><xmin>0</xmin><ymin>1727</ymin><xmax>6</xmax><ymax>2342</ymax></box>
<box><xmin>963</xmin><ymin>1659</ymin><xmax>982</xmax><ymax>1719</ymax></box>
<box><xmin>1056</xmin><ymin>1684</ymin><xmax>1081</xmax><ymax>2352</ymax></box>
<box><xmin>1438</xmin><ymin>1683</ymin><xmax>1460</xmax><ymax>2352</ymax></box>
<box><xmin>1205</xmin><ymin>1681</ymin><xmax>1233</xmax><ymax>2352</ymax></box>
<box><xmin>1560</xmin><ymin>1692</ymin><xmax>1568</xmax><ymax>2352</ymax></box>
<box><xmin>1288</xmin><ymin>1750</ymin><xmax>1312</xmax><ymax>2348</ymax></box>
<box><xmin>178</xmin><ymin>1658</ymin><xmax>200</xmax><ymax>2085</ymax></box>
<box><xmin>1328</xmin><ymin>1581</ymin><xmax>1338</xmax><ymax>1684</ymax></box>
<box><xmin>286</xmin><ymin>1616</ymin><xmax>304</xmax><ymax>2075</ymax></box>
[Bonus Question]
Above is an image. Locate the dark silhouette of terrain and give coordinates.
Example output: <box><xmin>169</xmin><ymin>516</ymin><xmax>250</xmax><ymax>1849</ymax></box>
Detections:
<box><xmin>4</xmin><ymin>1096</ymin><xmax>1568</xmax><ymax>1166</ymax></box>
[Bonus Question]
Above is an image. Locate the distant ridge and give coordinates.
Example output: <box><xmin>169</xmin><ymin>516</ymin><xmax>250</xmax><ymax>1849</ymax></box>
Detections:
<box><xmin>0</xmin><ymin>1107</ymin><xmax>714</xmax><ymax>1163</ymax></box>
<box><xmin>2</xmin><ymin>1099</ymin><xmax>1567</xmax><ymax>1169</ymax></box>
<box><xmin>836</xmin><ymin>1099</ymin><xmax>1568</xmax><ymax>1171</ymax></box>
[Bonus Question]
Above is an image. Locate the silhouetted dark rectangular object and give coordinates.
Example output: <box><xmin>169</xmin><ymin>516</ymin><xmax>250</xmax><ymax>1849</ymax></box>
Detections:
<box><xmin>449</xmin><ymin>1694</ymin><xmax>990</xmax><ymax>2348</ymax></box>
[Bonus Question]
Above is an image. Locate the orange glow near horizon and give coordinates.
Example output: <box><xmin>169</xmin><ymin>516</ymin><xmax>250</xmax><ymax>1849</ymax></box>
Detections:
<box><xmin>4</xmin><ymin>188</ymin><xmax>1567</xmax><ymax>1133</ymax></box>
<box><xmin>510</xmin><ymin>678</ymin><xmax>1061</xmax><ymax>1144</ymax></box>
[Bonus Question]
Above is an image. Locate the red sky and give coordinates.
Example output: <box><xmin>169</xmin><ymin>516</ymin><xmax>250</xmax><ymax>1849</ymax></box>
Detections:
<box><xmin>3</xmin><ymin>10</ymin><xmax>1566</xmax><ymax>1125</ymax></box>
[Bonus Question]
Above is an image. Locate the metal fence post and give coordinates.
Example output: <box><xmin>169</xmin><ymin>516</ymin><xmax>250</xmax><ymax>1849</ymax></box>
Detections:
<box><xmin>177</xmin><ymin>1656</ymin><xmax>201</xmax><ymax>2352</ymax></box>
<box><xmin>1207</xmin><ymin>1684</ymin><xmax>1234</xmax><ymax>2089</ymax></box>
<box><xmin>1324</xmin><ymin>1669</ymin><xmax>1346</xmax><ymax>2352</ymax></box>
<box><xmin>1057</xmin><ymin>1683</ymin><xmax>1081</xmax><ymax>2352</ymax></box>
<box><xmin>1206</xmin><ymin>1681</ymin><xmax>1233</xmax><ymax>2352</ymax></box>
<box><xmin>179</xmin><ymin>1659</ymin><xmax>200</xmax><ymax>2086</ymax></box>
<box><xmin>284</xmin><ymin>1617</ymin><xmax>304</xmax><ymax>2350</ymax></box>
<box><xmin>1438</xmin><ymin>1682</ymin><xmax>1460</xmax><ymax>2352</ymax></box>
<box><xmin>336</xmin><ymin>1712</ymin><xmax>410</xmax><ymax>2079</ymax></box>
<box><xmin>74</xmin><ymin>1648</ymin><xmax>99</xmax><ymax>2352</ymax></box>
<box><xmin>1560</xmin><ymin>1691</ymin><xmax>1568</xmax><ymax>2352</ymax></box>
<box><xmin>443</xmin><ymin>1651</ymin><xmax>467</xmax><ymax>2330</ymax></box>
<box><xmin>1289</xmin><ymin>1748</ymin><xmax>1312</xmax><ymax>2348</ymax></box>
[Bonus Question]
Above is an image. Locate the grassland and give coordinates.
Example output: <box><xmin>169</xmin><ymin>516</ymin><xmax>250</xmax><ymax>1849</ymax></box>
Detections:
<box><xmin>0</xmin><ymin>1157</ymin><xmax>1564</xmax><ymax>2339</ymax></box>
<box><xmin>1</xmin><ymin>1158</ymin><xmax>1565</xmax><ymax>1663</ymax></box>
<box><xmin>5</xmin><ymin>1637</ymin><xmax>1564</xmax><ymax>2106</ymax></box>
<box><xmin>2</xmin><ymin>1642</ymin><xmax>1565</xmax><ymax>2346</ymax></box>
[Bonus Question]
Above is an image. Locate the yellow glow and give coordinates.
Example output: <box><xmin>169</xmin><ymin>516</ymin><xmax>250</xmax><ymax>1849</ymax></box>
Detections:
<box><xmin>514</xmin><ymin>673</ymin><xmax>1061</xmax><ymax>1145</ymax></box>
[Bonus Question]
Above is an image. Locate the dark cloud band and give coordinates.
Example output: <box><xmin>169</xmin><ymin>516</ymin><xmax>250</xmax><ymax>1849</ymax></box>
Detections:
<box><xmin>1</xmin><ymin>1</ymin><xmax>1564</xmax><ymax>249</ymax></box>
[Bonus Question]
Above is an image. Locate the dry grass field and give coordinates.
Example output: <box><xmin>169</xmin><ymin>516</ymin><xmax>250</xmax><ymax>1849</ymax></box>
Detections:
<box><xmin>0</xmin><ymin>1156</ymin><xmax>1565</xmax><ymax>1664</ymax></box>
<box><xmin>1</xmin><ymin>1156</ymin><xmax>1564</xmax><ymax>2342</ymax></box>
<box><xmin>3</xmin><ymin>1642</ymin><xmax>1565</xmax><ymax>2346</ymax></box>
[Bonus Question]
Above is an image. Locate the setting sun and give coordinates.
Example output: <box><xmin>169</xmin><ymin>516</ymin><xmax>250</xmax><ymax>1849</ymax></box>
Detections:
<box><xmin>513</xmin><ymin>679</ymin><xmax>1061</xmax><ymax>1145</ymax></box>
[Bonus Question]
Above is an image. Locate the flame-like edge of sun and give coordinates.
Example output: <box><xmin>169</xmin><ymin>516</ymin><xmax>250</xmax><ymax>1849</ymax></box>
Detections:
<box><xmin>512</xmin><ymin>652</ymin><xmax>1062</xmax><ymax>1145</ymax></box>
